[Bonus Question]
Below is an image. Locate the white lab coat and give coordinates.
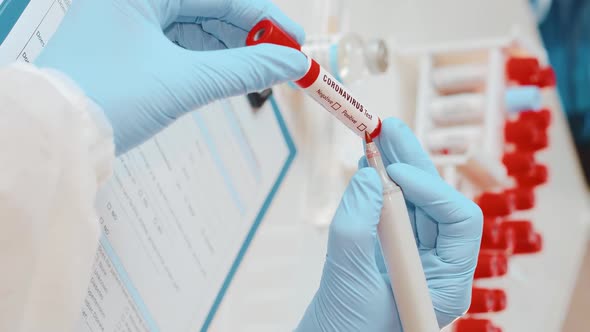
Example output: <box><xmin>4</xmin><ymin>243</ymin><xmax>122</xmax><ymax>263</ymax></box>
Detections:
<box><xmin>0</xmin><ymin>63</ymin><xmax>114</xmax><ymax>332</ymax></box>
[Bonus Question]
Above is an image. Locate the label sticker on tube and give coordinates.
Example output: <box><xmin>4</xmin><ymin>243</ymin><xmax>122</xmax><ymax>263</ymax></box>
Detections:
<box><xmin>296</xmin><ymin>58</ymin><xmax>381</xmax><ymax>138</ymax></box>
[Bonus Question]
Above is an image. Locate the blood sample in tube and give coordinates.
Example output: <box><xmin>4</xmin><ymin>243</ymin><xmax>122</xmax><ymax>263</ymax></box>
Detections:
<box><xmin>247</xmin><ymin>19</ymin><xmax>382</xmax><ymax>139</ymax></box>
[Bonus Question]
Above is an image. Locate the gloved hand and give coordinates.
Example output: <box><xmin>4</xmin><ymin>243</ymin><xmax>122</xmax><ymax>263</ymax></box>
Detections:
<box><xmin>297</xmin><ymin>118</ymin><xmax>483</xmax><ymax>331</ymax></box>
<box><xmin>35</xmin><ymin>0</ymin><xmax>308</xmax><ymax>155</ymax></box>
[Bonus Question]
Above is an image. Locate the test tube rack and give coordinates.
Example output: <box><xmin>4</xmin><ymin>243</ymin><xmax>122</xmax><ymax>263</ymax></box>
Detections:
<box><xmin>402</xmin><ymin>31</ymin><xmax>559</xmax><ymax>332</ymax></box>
<box><xmin>410</xmin><ymin>32</ymin><xmax>547</xmax><ymax>196</ymax></box>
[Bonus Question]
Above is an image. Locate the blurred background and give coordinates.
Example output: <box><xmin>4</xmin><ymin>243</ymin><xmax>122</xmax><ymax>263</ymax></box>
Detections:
<box><xmin>210</xmin><ymin>0</ymin><xmax>590</xmax><ymax>331</ymax></box>
<box><xmin>1</xmin><ymin>0</ymin><xmax>589</xmax><ymax>331</ymax></box>
<box><xmin>539</xmin><ymin>0</ymin><xmax>590</xmax><ymax>186</ymax></box>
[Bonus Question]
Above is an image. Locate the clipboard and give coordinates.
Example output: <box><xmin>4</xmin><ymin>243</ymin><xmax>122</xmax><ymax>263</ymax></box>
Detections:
<box><xmin>82</xmin><ymin>95</ymin><xmax>296</xmax><ymax>332</ymax></box>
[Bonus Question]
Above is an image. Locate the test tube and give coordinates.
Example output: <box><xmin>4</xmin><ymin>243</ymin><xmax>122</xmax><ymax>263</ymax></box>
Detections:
<box><xmin>476</xmin><ymin>192</ymin><xmax>514</xmax><ymax>217</ymax></box>
<box><xmin>425</xmin><ymin>126</ymin><xmax>480</xmax><ymax>155</ymax></box>
<box><xmin>474</xmin><ymin>251</ymin><xmax>509</xmax><ymax>279</ymax></box>
<box><xmin>468</xmin><ymin>288</ymin><xmax>507</xmax><ymax>313</ymax></box>
<box><xmin>246</xmin><ymin>19</ymin><xmax>382</xmax><ymax>139</ymax></box>
<box><xmin>431</xmin><ymin>64</ymin><xmax>488</xmax><ymax>93</ymax></box>
<box><xmin>429</xmin><ymin>93</ymin><xmax>485</xmax><ymax>126</ymax></box>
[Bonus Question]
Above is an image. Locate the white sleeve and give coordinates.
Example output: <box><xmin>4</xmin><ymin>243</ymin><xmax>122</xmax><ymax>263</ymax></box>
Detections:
<box><xmin>0</xmin><ymin>63</ymin><xmax>114</xmax><ymax>332</ymax></box>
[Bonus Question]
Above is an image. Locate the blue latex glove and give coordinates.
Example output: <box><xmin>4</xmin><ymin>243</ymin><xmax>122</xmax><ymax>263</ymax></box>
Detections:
<box><xmin>35</xmin><ymin>0</ymin><xmax>308</xmax><ymax>155</ymax></box>
<box><xmin>297</xmin><ymin>118</ymin><xmax>483</xmax><ymax>331</ymax></box>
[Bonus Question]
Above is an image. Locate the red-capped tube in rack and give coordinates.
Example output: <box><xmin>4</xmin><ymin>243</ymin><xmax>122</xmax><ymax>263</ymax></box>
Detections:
<box><xmin>247</xmin><ymin>19</ymin><xmax>382</xmax><ymax>139</ymax></box>
<box><xmin>504</xmin><ymin>120</ymin><xmax>540</xmax><ymax>144</ymax></box>
<box><xmin>481</xmin><ymin>217</ymin><xmax>503</xmax><ymax>248</ymax></box>
<box><xmin>481</xmin><ymin>219</ymin><xmax>515</xmax><ymax>253</ymax></box>
<box><xmin>455</xmin><ymin>318</ymin><xmax>503</xmax><ymax>332</ymax></box>
<box><xmin>520</xmin><ymin>131</ymin><xmax>549</xmax><ymax>152</ymax></box>
<box><xmin>515</xmin><ymin>163</ymin><xmax>549</xmax><ymax>187</ymax></box>
<box><xmin>502</xmin><ymin>152</ymin><xmax>535</xmax><ymax>176</ymax></box>
<box><xmin>476</xmin><ymin>192</ymin><xmax>514</xmax><ymax>217</ymax></box>
<box><xmin>506</xmin><ymin>57</ymin><xmax>540</xmax><ymax>85</ymax></box>
<box><xmin>537</xmin><ymin>67</ymin><xmax>557</xmax><ymax>87</ymax></box>
<box><xmin>474</xmin><ymin>251</ymin><xmax>509</xmax><ymax>279</ymax></box>
<box><xmin>505</xmin><ymin>187</ymin><xmax>535</xmax><ymax>210</ymax></box>
<box><xmin>504</xmin><ymin>120</ymin><xmax>549</xmax><ymax>152</ymax></box>
<box><xmin>501</xmin><ymin>220</ymin><xmax>543</xmax><ymax>254</ymax></box>
<box><xmin>505</xmin><ymin>56</ymin><xmax>556</xmax><ymax>88</ymax></box>
<box><xmin>518</xmin><ymin>109</ymin><xmax>552</xmax><ymax>130</ymax></box>
<box><xmin>469</xmin><ymin>287</ymin><xmax>507</xmax><ymax>313</ymax></box>
<box><xmin>516</xmin><ymin>232</ymin><xmax>543</xmax><ymax>254</ymax></box>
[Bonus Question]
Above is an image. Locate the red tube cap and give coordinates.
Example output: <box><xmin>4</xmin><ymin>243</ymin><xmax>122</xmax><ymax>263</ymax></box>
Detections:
<box><xmin>514</xmin><ymin>231</ymin><xmax>543</xmax><ymax>254</ymax></box>
<box><xmin>505</xmin><ymin>187</ymin><xmax>535</xmax><ymax>210</ymax></box>
<box><xmin>518</xmin><ymin>109</ymin><xmax>552</xmax><ymax>131</ymax></box>
<box><xmin>505</xmin><ymin>119</ymin><xmax>549</xmax><ymax>151</ymax></box>
<box><xmin>482</xmin><ymin>217</ymin><xmax>502</xmax><ymax>246</ymax></box>
<box><xmin>476</xmin><ymin>192</ymin><xmax>514</xmax><ymax>217</ymax></box>
<box><xmin>475</xmin><ymin>251</ymin><xmax>509</xmax><ymax>279</ymax></box>
<box><xmin>501</xmin><ymin>220</ymin><xmax>533</xmax><ymax>237</ymax></box>
<box><xmin>481</xmin><ymin>218</ymin><xmax>515</xmax><ymax>253</ymax></box>
<box><xmin>506</xmin><ymin>57</ymin><xmax>540</xmax><ymax>85</ymax></box>
<box><xmin>537</xmin><ymin>67</ymin><xmax>557</xmax><ymax>88</ymax></box>
<box><xmin>246</xmin><ymin>19</ymin><xmax>301</xmax><ymax>50</ymax></box>
<box><xmin>519</xmin><ymin>130</ymin><xmax>549</xmax><ymax>152</ymax></box>
<box><xmin>469</xmin><ymin>287</ymin><xmax>508</xmax><ymax>313</ymax></box>
<box><xmin>504</xmin><ymin>120</ymin><xmax>538</xmax><ymax>144</ymax></box>
<box><xmin>501</xmin><ymin>221</ymin><xmax>543</xmax><ymax>254</ymax></box>
<box><xmin>502</xmin><ymin>152</ymin><xmax>535</xmax><ymax>176</ymax></box>
<box><xmin>455</xmin><ymin>318</ymin><xmax>503</xmax><ymax>332</ymax></box>
<box><xmin>492</xmin><ymin>289</ymin><xmax>508</xmax><ymax>311</ymax></box>
<box><xmin>515</xmin><ymin>163</ymin><xmax>549</xmax><ymax>187</ymax></box>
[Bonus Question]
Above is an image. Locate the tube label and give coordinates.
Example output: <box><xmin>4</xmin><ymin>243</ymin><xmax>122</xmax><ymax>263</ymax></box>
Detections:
<box><xmin>297</xmin><ymin>59</ymin><xmax>381</xmax><ymax>138</ymax></box>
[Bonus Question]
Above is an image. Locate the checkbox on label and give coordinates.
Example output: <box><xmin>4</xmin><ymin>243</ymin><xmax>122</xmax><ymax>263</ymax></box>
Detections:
<box><xmin>331</xmin><ymin>103</ymin><xmax>342</xmax><ymax>110</ymax></box>
<box><xmin>357</xmin><ymin>123</ymin><xmax>367</xmax><ymax>131</ymax></box>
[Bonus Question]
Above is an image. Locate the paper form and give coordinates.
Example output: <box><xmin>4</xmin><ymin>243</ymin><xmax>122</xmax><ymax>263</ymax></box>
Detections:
<box><xmin>79</xmin><ymin>98</ymin><xmax>292</xmax><ymax>332</ymax></box>
<box><xmin>0</xmin><ymin>1</ymin><xmax>297</xmax><ymax>331</ymax></box>
<box><xmin>0</xmin><ymin>0</ymin><xmax>61</xmax><ymax>62</ymax></box>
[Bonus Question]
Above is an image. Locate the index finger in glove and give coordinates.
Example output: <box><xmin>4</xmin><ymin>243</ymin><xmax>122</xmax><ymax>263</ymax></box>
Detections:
<box><xmin>179</xmin><ymin>0</ymin><xmax>305</xmax><ymax>44</ymax></box>
<box><xmin>387</xmin><ymin>163</ymin><xmax>483</xmax><ymax>265</ymax></box>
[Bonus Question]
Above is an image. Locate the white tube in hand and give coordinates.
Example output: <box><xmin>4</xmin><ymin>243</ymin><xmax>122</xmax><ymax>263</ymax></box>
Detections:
<box><xmin>365</xmin><ymin>134</ymin><xmax>439</xmax><ymax>332</ymax></box>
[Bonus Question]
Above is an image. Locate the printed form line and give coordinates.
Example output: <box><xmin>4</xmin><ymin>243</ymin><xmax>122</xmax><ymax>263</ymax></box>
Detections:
<box><xmin>99</xmin><ymin>236</ymin><xmax>160</xmax><ymax>332</ymax></box>
<box><xmin>200</xmin><ymin>96</ymin><xmax>296</xmax><ymax>331</ymax></box>
<box><xmin>222</xmin><ymin>101</ymin><xmax>262</xmax><ymax>183</ymax></box>
<box><xmin>192</xmin><ymin>111</ymin><xmax>246</xmax><ymax>215</ymax></box>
